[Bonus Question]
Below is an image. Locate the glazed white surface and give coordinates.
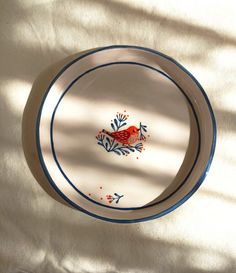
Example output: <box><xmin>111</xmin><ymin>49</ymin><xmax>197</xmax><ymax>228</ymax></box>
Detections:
<box><xmin>0</xmin><ymin>1</ymin><xmax>235</xmax><ymax>273</ymax></box>
<box><xmin>40</xmin><ymin>49</ymin><xmax>191</xmax><ymax>213</ymax></box>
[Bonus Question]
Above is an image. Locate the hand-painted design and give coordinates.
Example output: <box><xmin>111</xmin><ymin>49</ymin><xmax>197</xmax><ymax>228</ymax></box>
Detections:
<box><xmin>96</xmin><ymin>112</ymin><xmax>148</xmax><ymax>156</ymax></box>
<box><xmin>106</xmin><ymin>193</ymin><xmax>124</xmax><ymax>204</ymax></box>
<box><xmin>139</xmin><ymin>123</ymin><xmax>147</xmax><ymax>141</ymax></box>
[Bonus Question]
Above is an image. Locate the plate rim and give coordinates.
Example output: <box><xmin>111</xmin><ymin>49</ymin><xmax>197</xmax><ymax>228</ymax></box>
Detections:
<box><xmin>36</xmin><ymin>44</ymin><xmax>217</xmax><ymax>223</ymax></box>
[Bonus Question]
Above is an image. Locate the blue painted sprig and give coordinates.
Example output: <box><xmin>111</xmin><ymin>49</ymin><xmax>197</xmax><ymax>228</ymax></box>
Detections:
<box><xmin>111</xmin><ymin>113</ymin><xmax>128</xmax><ymax>131</ymax></box>
<box><xmin>96</xmin><ymin>134</ymin><xmax>144</xmax><ymax>155</ymax></box>
<box><xmin>106</xmin><ymin>193</ymin><xmax>124</xmax><ymax>204</ymax></box>
<box><xmin>139</xmin><ymin>122</ymin><xmax>147</xmax><ymax>141</ymax></box>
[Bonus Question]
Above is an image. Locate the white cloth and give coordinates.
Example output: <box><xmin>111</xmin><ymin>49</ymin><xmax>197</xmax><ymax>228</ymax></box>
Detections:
<box><xmin>0</xmin><ymin>1</ymin><xmax>235</xmax><ymax>272</ymax></box>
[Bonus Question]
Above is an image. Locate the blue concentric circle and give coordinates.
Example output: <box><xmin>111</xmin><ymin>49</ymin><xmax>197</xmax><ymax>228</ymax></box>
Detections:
<box><xmin>36</xmin><ymin>45</ymin><xmax>216</xmax><ymax>223</ymax></box>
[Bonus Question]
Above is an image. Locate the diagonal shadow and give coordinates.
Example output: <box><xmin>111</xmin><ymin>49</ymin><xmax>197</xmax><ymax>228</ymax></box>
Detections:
<box><xmin>0</xmin><ymin>1</ymin><xmax>235</xmax><ymax>272</ymax></box>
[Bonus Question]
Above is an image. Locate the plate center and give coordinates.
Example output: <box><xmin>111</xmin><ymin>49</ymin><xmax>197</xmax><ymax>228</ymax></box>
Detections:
<box><xmin>52</xmin><ymin>63</ymin><xmax>190</xmax><ymax>209</ymax></box>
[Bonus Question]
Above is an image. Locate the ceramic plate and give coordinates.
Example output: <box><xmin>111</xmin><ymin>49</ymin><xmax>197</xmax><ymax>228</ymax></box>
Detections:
<box><xmin>36</xmin><ymin>45</ymin><xmax>216</xmax><ymax>223</ymax></box>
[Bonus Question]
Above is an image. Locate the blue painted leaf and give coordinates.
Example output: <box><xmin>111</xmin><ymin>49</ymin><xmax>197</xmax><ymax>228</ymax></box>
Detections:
<box><xmin>114</xmin><ymin>119</ymin><xmax>118</xmax><ymax>129</ymax></box>
<box><xmin>106</xmin><ymin>137</ymin><xmax>111</xmax><ymax>146</ymax></box>
<box><xmin>113</xmin><ymin>143</ymin><xmax>119</xmax><ymax>149</ymax></box>
<box><xmin>135</xmin><ymin>145</ymin><xmax>142</xmax><ymax>152</ymax></box>
<box><xmin>114</xmin><ymin>193</ymin><xmax>118</xmax><ymax>196</ymax></box>
<box><xmin>105</xmin><ymin>142</ymin><xmax>108</xmax><ymax>150</ymax></box>
<box><xmin>116</xmin><ymin>199</ymin><xmax>119</xmax><ymax>204</ymax></box>
<box><xmin>114</xmin><ymin>150</ymin><xmax>121</xmax><ymax>155</ymax></box>
<box><xmin>120</xmin><ymin>114</ymin><xmax>125</xmax><ymax>121</ymax></box>
<box><xmin>119</xmin><ymin>122</ymin><xmax>127</xmax><ymax>128</ymax></box>
<box><xmin>111</xmin><ymin>123</ymin><xmax>115</xmax><ymax>131</ymax></box>
<box><xmin>120</xmin><ymin>149</ymin><xmax>126</xmax><ymax>155</ymax></box>
<box><xmin>142</xmin><ymin>127</ymin><xmax>147</xmax><ymax>132</ymax></box>
<box><xmin>97</xmin><ymin>142</ymin><xmax>103</xmax><ymax>146</ymax></box>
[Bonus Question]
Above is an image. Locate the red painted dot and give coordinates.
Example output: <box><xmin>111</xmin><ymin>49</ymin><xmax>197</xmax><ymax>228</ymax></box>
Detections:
<box><xmin>100</xmin><ymin>186</ymin><xmax>102</xmax><ymax>189</ymax></box>
<box><xmin>100</xmin><ymin>197</ymin><xmax>103</xmax><ymax>200</ymax></box>
<box><xmin>136</xmin><ymin>157</ymin><xmax>139</xmax><ymax>159</ymax></box>
<box><xmin>124</xmin><ymin>110</ymin><xmax>126</xmax><ymax>112</ymax></box>
<box><xmin>148</xmin><ymin>135</ymin><xmax>150</xmax><ymax>137</ymax></box>
<box><xmin>88</xmin><ymin>193</ymin><xmax>91</xmax><ymax>196</ymax></box>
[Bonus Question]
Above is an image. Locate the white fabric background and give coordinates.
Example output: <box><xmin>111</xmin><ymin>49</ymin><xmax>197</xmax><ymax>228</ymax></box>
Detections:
<box><xmin>0</xmin><ymin>0</ymin><xmax>236</xmax><ymax>272</ymax></box>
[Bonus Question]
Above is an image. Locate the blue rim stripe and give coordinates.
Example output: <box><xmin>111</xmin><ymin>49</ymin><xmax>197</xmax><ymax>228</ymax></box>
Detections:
<box><xmin>36</xmin><ymin>45</ymin><xmax>216</xmax><ymax>223</ymax></box>
<box><xmin>50</xmin><ymin>61</ymin><xmax>201</xmax><ymax>210</ymax></box>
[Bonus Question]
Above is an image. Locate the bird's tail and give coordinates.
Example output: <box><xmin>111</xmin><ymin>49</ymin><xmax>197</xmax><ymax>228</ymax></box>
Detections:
<box><xmin>102</xmin><ymin>129</ymin><xmax>113</xmax><ymax>137</ymax></box>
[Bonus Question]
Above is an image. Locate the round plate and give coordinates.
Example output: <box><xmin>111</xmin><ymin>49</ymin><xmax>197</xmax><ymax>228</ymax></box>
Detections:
<box><xmin>36</xmin><ymin>45</ymin><xmax>216</xmax><ymax>223</ymax></box>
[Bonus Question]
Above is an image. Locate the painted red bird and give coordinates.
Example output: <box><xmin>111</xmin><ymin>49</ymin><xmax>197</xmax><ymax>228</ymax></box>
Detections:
<box><xmin>102</xmin><ymin>126</ymin><xmax>140</xmax><ymax>145</ymax></box>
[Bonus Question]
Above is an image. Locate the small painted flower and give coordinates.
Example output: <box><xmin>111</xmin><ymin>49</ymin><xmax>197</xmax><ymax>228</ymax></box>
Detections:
<box><xmin>106</xmin><ymin>193</ymin><xmax>124</xmax><ymax>204</ymax></box>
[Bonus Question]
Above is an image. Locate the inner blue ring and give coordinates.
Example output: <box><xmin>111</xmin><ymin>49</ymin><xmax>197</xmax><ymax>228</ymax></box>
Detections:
<box><xmin>50</xmin><ymin>61</ymin><xmax>201</xmax><ymax>210</ymax></box>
